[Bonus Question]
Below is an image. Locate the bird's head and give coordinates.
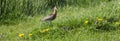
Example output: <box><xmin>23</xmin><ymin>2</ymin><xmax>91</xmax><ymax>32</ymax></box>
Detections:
<box><xmin>54</xmin><ymin>6</ymin><xmax>57</xmax><ymax>11</ymax></box>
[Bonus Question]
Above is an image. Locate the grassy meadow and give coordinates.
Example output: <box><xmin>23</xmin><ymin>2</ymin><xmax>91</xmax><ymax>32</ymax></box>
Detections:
<box><xmin>0</xmin><ymin>0</ymin><xmax>120</xmax><ymax>41</ymax></box>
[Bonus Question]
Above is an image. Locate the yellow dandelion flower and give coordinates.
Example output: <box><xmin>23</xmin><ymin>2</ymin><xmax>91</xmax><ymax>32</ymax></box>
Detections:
<box><xmin>45</xmin><ymin>28</ymin><xmax>50</xmax><ymax>32</ymax></box>
<box><xmin>19</xmin><ymin>34</ymin><xmax>24</xmax><ymax>37</ymax></box>
<box><xmin>115</xmin><ymin>22</ymin><xmax>120</xmax><ymax>25</ymax></box>
<box><xmin>84</xmin><ymin>20</ymin><xmax>89</xmax><ymax>24</ymax></box>
<box><xmin>40</xmin><ymin>30</ymin><xmax>46</xmax><ymax>33</ymax></box>
<box><xmin>29</xmin><ymin>34</ymin><xmax>32</xmax><ymax>37</ymax></box>
<box><xmin>40</xmin><ymin>28</ymin><xmax>50</xmax><ymax>33</ymax></box>
<box><xmin>97</xmin><ymin>17</ymin><xmax>103</xmax><ymax>21</ymax></box>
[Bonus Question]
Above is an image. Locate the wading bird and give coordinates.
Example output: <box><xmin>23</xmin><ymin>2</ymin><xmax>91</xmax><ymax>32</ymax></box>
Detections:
<box><xmin>41</xmin><ymin>6</ymin><xmax>58</xmax><ymax>21</ymax></box>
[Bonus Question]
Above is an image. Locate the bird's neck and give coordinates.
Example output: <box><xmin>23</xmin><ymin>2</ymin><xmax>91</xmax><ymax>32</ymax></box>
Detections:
<box><xmin>52</xmin><ymin>10</ymin><xmax>57</xmax><ymax>15</ymax></box>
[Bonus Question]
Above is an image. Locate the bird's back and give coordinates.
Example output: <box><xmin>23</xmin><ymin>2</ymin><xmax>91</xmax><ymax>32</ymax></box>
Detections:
<box><xmin>41</xmin><ymin>14</ymin><xmax>56</xmax><ymax>21</ymax></box>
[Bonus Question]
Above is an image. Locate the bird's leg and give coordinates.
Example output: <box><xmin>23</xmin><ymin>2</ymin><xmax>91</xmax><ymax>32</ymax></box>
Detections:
<box><xmin>42</xmin><ymin>21</ymin><xmax>53</xmax><ymax>28</ymax></box>
<box><xmin>47</xmin><ymin>21</ymin><xmax>53</xmax><ymax>27</ymax></box>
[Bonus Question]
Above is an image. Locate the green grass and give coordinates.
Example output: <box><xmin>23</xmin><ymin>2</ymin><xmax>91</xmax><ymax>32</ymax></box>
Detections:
<box><xmin>0</xmin><ymin>0</ymin><xmax>120</xmax><ymax>41</ymax></box>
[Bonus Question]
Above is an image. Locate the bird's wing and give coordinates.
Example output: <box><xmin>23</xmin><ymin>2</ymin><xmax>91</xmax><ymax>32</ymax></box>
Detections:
<box><xmin>41</xmin><ymin>15</ymin><xmax>53</xmax><ymax>21</ymax></box>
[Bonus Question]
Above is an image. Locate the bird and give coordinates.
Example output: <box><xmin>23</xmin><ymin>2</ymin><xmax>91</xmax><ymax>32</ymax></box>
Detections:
<box><xmin>41</xmin><ymin>6</ymin><xmax>58</xmax><ymax>21</ymax></box>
